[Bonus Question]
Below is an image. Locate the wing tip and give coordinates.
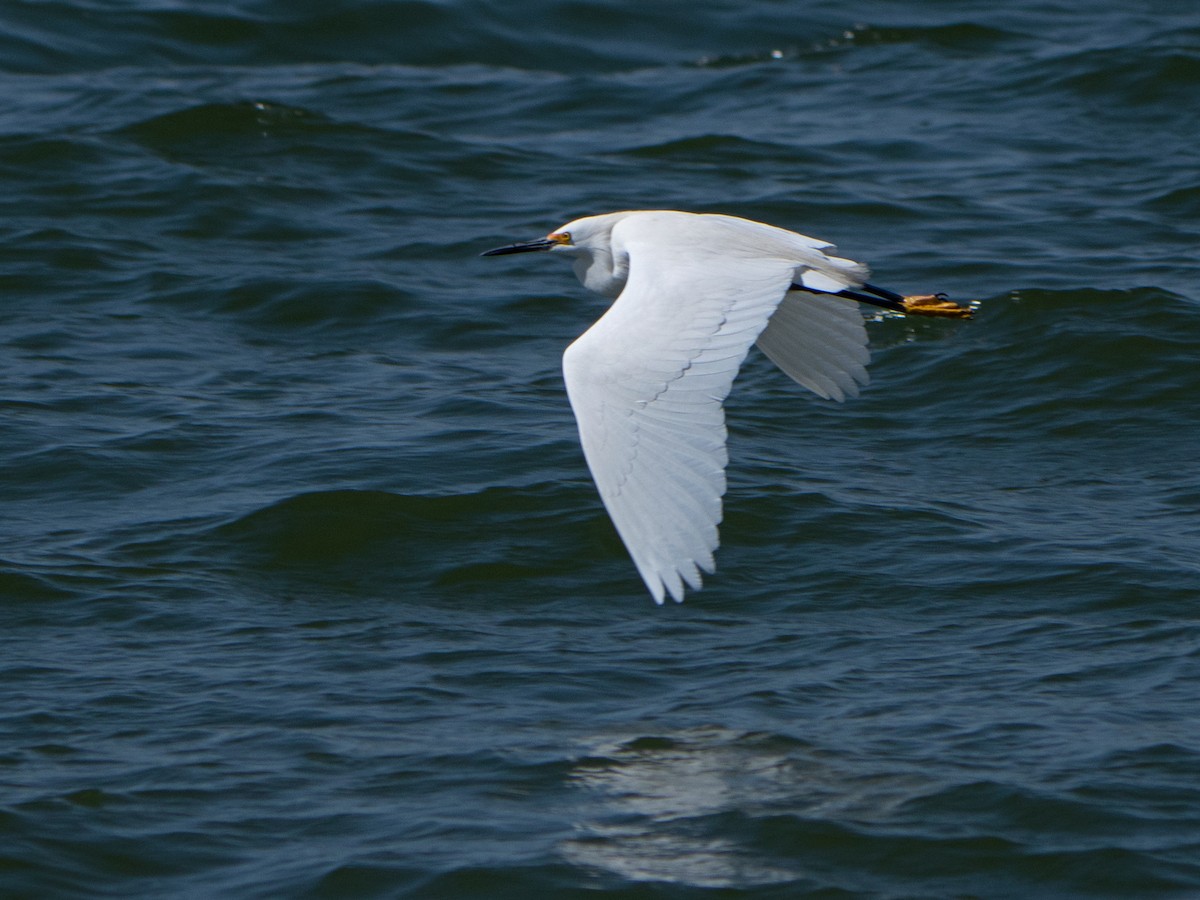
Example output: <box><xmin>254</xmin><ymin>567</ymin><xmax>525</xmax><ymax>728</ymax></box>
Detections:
<box><xmin>641</xmin><ymin>557</ymin><xmax>713</xmax><ymax>605</ymax></box>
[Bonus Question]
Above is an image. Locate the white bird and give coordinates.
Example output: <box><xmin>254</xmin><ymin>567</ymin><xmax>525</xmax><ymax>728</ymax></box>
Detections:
<box><xmin>483</xmin><ymin>210</ymin><xmax>970</xmax><ymax>604</ymax></box>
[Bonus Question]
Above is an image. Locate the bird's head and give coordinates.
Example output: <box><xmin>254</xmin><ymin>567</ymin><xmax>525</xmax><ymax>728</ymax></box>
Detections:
<box><xmin>481</xmin><ymin>212</ymin><xmax>624</xmax><ymax>257</ymax></box>
<box><xmin>481</xmin><ymin>213</ymin><xmax>630</xmax><ymax>297</ymax></box>
<box><xmin>480</xmin><ymin>228</ymin><xmax>576</xmax><ymax>257</ymax></box>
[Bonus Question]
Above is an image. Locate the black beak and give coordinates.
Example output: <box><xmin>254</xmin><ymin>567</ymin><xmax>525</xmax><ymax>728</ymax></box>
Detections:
<box><xmin>481</xmin><ymin>238</ymin><xmax>556</xmax><ymax>257</ymax></box>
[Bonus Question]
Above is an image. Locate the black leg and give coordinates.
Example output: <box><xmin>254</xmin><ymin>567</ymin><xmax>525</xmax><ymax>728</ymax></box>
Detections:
<box><xmin>789</xmin><ymin>283</ymin><xmax>906</xmax><ymax>313</ymax></box>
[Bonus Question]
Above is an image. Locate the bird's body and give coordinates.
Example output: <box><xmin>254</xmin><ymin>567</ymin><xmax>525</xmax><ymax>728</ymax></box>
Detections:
<box><xmin>483</xmin><ymin>210</ymin><xmax>970</xmax><ymax>604</ymax></box>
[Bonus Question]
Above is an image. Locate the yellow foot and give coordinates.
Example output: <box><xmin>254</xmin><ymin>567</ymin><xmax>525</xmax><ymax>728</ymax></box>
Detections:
<box><xmin>901</xmin><ymin>293</ymin><xmax>975</xmax><ymax>319</ymax></box>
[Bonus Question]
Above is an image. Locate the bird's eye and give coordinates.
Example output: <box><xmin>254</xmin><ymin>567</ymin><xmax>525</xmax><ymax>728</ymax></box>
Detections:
<box><xmin>552</xmin><ymin>231</ymin><xmax>572</xmax><ymax>245</ymax></box>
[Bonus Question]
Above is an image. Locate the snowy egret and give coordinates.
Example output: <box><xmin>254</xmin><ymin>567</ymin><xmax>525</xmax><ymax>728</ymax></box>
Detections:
<box><xmin>483</xmin><ymin>210</ymin><xmax>971</xmax><ymax>604</ymax></box>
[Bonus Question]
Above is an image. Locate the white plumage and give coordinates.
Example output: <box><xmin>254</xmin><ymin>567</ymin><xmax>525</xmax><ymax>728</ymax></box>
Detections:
<box><xmin>482</xmin><ymin>210</ymin><xmax>891</xmax><ymax>603</ymax></box>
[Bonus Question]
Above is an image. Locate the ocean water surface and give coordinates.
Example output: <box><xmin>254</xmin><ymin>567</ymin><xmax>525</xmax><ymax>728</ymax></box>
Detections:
<box><xmin>2</xmin><ymin>1</ymin><xmax>1199</xmax><ymax>896</ymax></box>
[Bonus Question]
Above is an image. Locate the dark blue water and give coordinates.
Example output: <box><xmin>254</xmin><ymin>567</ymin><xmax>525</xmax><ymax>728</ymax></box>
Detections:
<box><xmin>2</xmin><ymin>2</ymin><xmax>1199</xmax><ymax>897</ymax></box>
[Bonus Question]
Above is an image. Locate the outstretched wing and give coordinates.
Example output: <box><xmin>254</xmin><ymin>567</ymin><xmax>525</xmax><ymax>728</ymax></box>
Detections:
<box><xmin>756</xmin><ymin>290</ymin><xmax>870</xmax><ymax>401</ymax></box>
<box><xmin>561</xmin><ymin>222</ymin><xmax>798</xmax><ymax>603</ymax></box>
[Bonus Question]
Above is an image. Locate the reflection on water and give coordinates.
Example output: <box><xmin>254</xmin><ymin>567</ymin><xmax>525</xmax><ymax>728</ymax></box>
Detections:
<box><xmin>561</xmin><ymin>725</ymin><xmax>932</xmax><ymax>888</ymax></box>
